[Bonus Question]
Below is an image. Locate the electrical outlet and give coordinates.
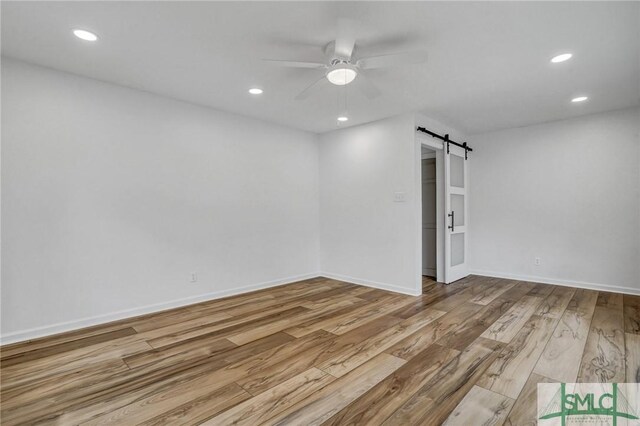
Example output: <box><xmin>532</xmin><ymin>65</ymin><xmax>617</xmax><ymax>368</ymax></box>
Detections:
<box><xmin>190</xmin><ymin>272</ymin><xmax>198</xmax><ymax>283</ymax></box>
<box><xmin>534</xmin><ymin>257</ymin><xmax>541</xmax><ymax>266</ymax></box>
<box><xmin>394</xmin><ymin>192</ymin><xmax>406</xmax><ymax>202</ymax></box>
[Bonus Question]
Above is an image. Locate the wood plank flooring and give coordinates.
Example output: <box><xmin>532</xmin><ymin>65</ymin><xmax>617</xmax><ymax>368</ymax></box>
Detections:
<box><xmin>1</xmin><ymin>275</ymin><xmax>639</xmax><ymax>425</ymax></box>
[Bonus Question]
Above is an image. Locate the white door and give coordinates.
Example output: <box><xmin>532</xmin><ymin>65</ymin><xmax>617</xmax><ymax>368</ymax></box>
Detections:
<box><xmin>444</xmin><ymin>144</ymin><xmax>469</xmax><ymax>283</ymax></box>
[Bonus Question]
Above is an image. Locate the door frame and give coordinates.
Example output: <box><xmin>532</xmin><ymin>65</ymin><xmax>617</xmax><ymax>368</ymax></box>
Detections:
<box><xmin>414</xmin><ymin>135</ymin><xmax>446</xmax><ymax>291</ymax></box>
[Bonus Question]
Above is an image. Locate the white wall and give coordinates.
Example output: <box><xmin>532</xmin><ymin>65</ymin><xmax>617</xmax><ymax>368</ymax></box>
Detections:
<box><xmin>4</xmin><ymin>59</ymin><xmax>638</xmax><ymax>344</ymax></box>
<box><xmin>319</xmin><ymin>114</ymin><xmax>418</xmax><ymax>294</ymax></box>
<box><xmin>469</xmin><ymin>107</ymin><xmax>640</xmax><ymax>294</ymax></box>
<box><xmin>319</xmin><ymin>113</ymin><xmax>464</xmax><ymax>295</ymax></box>
<box><xmin>1</xmin><ymin>59</ymin><xmax>320</xmax><ymax>342</ymax></box>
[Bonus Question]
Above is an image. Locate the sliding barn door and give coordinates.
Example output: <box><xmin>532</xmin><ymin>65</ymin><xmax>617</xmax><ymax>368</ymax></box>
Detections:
<box><xmin>444</xmin><ymin>144</ymin><xmax>469</xmax><ymax>283</ymax></box>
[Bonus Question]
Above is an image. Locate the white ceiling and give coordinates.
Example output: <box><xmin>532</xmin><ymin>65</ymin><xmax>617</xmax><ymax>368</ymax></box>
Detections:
<box><xmin>2</xmin><ymin>2</ymin><xmax>638</xmax><ymax>134</ymax></box>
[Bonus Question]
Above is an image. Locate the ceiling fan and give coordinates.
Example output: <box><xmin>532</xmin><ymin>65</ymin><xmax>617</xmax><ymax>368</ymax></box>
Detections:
<box><xmin>264</xmin><ymin>19</ymin><xmax>428</xmax><ymax>101</ymax></box>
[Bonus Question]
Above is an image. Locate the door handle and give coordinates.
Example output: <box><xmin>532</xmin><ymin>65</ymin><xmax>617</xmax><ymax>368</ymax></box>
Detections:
<box><xmin>448</xmin><ymin>211</ymin><xmax>455</xmax><ymax>232</ymax></box>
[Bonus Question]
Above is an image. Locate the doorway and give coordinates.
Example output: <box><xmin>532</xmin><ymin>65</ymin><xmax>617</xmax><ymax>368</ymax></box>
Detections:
<box><xmin>416</xmin><ymin>130</ymin><xmax>470</xmax><ymax>287</ymax></box>
<box><xmin>421</xmin><ymin>147</ymin><xmax>437</xmax><ymax>278</ymax></box>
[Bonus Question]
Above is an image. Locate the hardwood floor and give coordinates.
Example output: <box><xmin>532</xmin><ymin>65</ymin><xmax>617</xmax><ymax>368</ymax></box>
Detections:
<box><xmin>1</xmin><ymin>275</ymin><xmax>639</xmax><ymax>425</ymax></box>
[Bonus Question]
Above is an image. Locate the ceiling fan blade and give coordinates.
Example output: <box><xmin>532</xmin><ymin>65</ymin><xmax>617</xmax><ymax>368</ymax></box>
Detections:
<box><xmin>263</xmin><ymin>59</ymin><xmax>326</xmax><ymax>69</ymax></box>
<box><xmin>356</xmin><ymin>72</ymin><xmax>381</xmax><ymax>99</ymax></box>
<box><xmin>334</xmin><ymin>18</ymin><xmax>356</xmax><ymax>59</ymax></box>
<box><xmin>295</xmin><ymin>75</ymin><xmax>328</xmax><ymax>100</ymax></box>
<box><xmin>358</xmin><ymin>51</ymin><xmax>428</xmax><ymax>70</ymax></box>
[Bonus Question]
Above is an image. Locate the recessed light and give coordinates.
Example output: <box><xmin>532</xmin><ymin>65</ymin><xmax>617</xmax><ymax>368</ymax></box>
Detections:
<box><xmin>73</xmin><ymin>29</ymin><xmax>98</xmax><ymax>42</ymax></box>
<box><xmin>551</xmin><ymin>53</ymin><xmax>572</xmax><ymax>63</ymax></box>
<box><xmin>337</xmin><ymin>116</ymin><xmax>349</xmax><ymax>122</ymax></box>
<box><xmin>248</xmin><ymin>88</ymin><xmax>263</xmax><ymax>95</ymax></box>
<box><xmin>571</xmin><ymin>96</ymin><xmax>588</xmax><ymax>103</ymax></box>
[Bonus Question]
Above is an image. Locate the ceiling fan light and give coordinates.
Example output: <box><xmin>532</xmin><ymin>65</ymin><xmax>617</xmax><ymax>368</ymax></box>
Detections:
<box><xmin>327</xmin><ymin>68</ymin><xmax>357</xmax><ymax>85</ymax></box>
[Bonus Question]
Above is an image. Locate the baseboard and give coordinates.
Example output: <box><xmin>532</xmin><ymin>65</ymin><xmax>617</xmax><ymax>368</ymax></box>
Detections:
<box><xmin>0</xmin><ymin>272</ymin><xmax>321</xmax><ymax>345</ymax></box>
<box><xmin>422</xmin><ymin>268</ymin><xmax>436</xmax><ymax>277</ymax></box>
<box><xmin>320</xmin><ymin>271</ymin><xmax>421</xmax><ymax>296</ymax></box>
<box><xmin>469</xmin><ymin>269</ymin><xmax>640</xmax><ymax>296</ymax></box>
